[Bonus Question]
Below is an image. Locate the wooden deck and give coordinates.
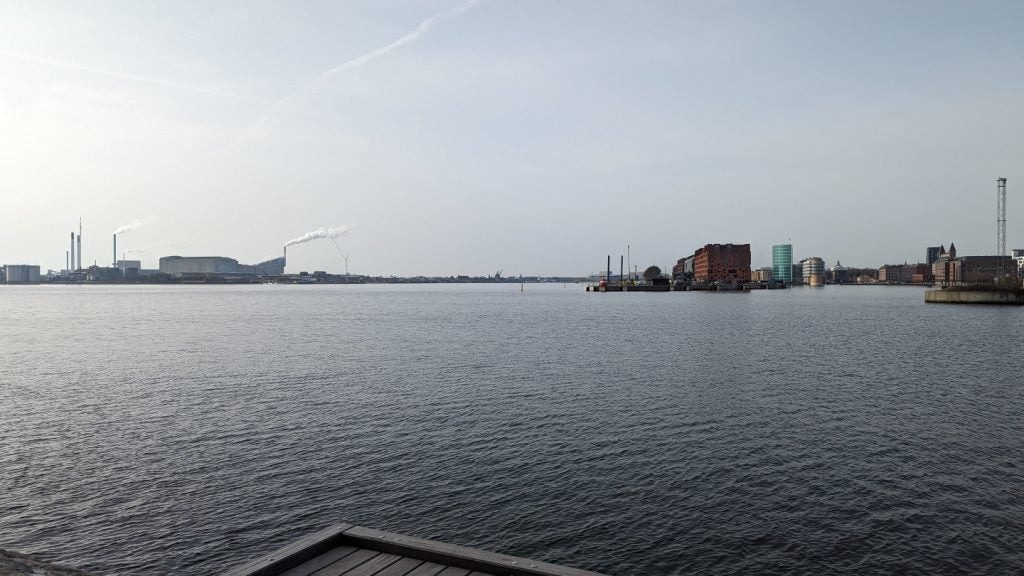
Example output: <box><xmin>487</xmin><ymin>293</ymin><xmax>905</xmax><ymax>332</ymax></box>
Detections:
<box><xmin>222</xmin><ymin>524</ymin><xmax>608</xmax><ymax>576</ymax></box>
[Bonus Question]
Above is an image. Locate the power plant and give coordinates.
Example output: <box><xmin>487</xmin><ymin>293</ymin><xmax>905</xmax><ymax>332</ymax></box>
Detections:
<box><xmin>158</xmin><ymin>252</ymin><xmax>286</xmax><ymax>276</ymax></box>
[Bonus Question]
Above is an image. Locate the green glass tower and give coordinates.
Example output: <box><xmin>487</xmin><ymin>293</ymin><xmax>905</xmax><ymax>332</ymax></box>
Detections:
<box><xmin>772</xmin><ymin>244</ymin><xmax>793</xmax><ymax>282</ymax></box>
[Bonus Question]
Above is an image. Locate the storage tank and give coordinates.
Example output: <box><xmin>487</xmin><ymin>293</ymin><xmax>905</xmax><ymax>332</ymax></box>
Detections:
<box><xmin>5</xmin><ymin>265</ymin><xmax>41</xmax><ymax>283</ymax></box>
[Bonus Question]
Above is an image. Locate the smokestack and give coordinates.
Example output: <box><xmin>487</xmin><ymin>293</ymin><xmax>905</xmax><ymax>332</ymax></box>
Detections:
<box><xmin>77</xmin><ymin>221</ymin><xmax>82</xmax><ymax>270</ymax></box>
<box><xmin>113</xmin><ymin>234</ymin><xmax>117</xmax><ymax>268</ymax></box>
<box><xmin>70</xmin><ymin>232</ymin><xmax>75</xmax><ymax>272</ymax></box>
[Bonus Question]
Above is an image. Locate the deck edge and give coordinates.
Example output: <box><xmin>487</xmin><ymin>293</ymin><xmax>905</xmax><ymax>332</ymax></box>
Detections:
<box><xmin>340</xmin><ymin>525</ymin><xmax>608</xmax><ymax>576</ymax></box>
<box><xmin>220</xmin><ymin>523</ymin><xmax>353</xmax><ymax>576</ymax></box>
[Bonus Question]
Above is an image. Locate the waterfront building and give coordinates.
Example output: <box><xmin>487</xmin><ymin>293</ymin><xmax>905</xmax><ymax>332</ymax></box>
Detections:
<box><xmin>932</xmin><ymin>244</ymin><xmax>957</xmax><ymax>284</ymax></box>
<box><xmin>693</xmin><ymin>244</ymin><xmax>751</xmax><ymax>283</ymax></box>
<box><xmin>671</xmin><ymin>255</ymin><xmax>694</xmax><ymax>281</ymax></box>
<box><xmin>929</xmin><ymin>243</ymin><xmax>1017</xmax><ymax>284</ymax></box>
<box><xmin>927</xmin><ymin>246</ymin><xmax>943</xmax><ymax>265</ymax></box>
<box><xmin>878</xmin><ymin>264</ymin><xmax>903</xmax><ymax>283</ymax></box>
<box><xmin>791</xmin><ymin>263</ymin><xmax>804</xmax><ymax>285</ymax></box>
<box><xmin>751</xmin><ymin>266</ymin><xmax>774</xmax><ymax>282</ymax></box>
<box><xmin>904</xmin><ymin>263</ymin><xmax>931</xmax><ymax>283</ymax></box>
<box><xmin>828</xmin><ymin>261</ymin><xmax>848</xmax><ymax>284</ymax></box>
<box><xmin>958</xmin><ymin>256</ymin><xmax>1019</xmax><ymax>283</ymax></box>
<box><xmin>801</xmin><ymin>257</ymin><xmax>825</xmax><ymax>285</ymax></box>
<box><xmin>772</xmin><ymin>244</ymin><xmax>793</xmax><ymax>283</ymax></box>
<box><xmin>1013</xmin><ymin>249</ymin><xmax>1024</xmax><ymax>278</ymax></box>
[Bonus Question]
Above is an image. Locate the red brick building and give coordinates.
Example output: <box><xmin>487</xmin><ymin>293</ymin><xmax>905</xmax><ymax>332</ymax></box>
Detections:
<box><xmin>693</xmin><ymin>243</ymin><xmax>751</xmax><ymax>283</ymax></box>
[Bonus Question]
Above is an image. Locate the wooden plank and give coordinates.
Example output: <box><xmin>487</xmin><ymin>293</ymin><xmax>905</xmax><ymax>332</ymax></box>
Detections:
<box><xmin>340</xmin><ymin>527</ymin><xmax>606</xmax><ymax>576</ymax></box>
<box><xmin>433</xmin><ymin>569</ymin><xmax>471</xmax><ymax>576</ymax></box>
<box><xmin>222</xmin><ymin>524</ymin><xmax>354</xmax><ymax>576</ymax></box>
<box><xmin>466</xmin><ymin>572</ymin><xmax>497</xmax><ymax>576</ymax></box>
<box><xmin>336</xmin><ymin>552</ymin><xmax>400</xmax><ymax>576</ymax></box>
<box><xmin>370</xmin><ymin>557</ymin><xmax>425</xmax><ymax>576</ymax></box>
<box><xmin>403</xmin><ymin>562</ymin><xmax>450</xmax><ymax>576</ymax></box>
<box><xmin>280</xmin><ymin>546</ymin><xmax>359</xmax><ymax>576</ymax></box>
<box><xmin>312</xmin><ymin>549</ymin><xmax>378</xmax><ymax>576</ymax></box>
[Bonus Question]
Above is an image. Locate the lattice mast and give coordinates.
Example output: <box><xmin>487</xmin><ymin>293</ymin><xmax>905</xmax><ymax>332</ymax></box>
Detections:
<box><xmin>997</xmin><ymin>177</ymin><xmax>1007</xmax><ymax>257</ymax></box>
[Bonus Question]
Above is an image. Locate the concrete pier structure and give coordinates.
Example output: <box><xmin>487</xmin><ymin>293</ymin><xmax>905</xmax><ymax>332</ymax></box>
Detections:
<box><xmin>925</xmin><ymin>288</ymin><xmax>1024</xmax><ymax>305</ymax></box>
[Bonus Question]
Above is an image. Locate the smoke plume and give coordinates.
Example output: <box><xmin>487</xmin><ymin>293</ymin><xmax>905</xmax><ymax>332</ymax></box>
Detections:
<box><xmin>284</xmin><ymin>226</ymin><xmax>350</xmax><ymax>247</ymax></box>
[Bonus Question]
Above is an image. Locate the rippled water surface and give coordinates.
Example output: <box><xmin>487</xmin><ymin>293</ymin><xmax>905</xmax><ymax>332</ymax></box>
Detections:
<box><xmin>2</xmin><ymin>284</ymin><xmax>1023</xmax><ymax>575</ymax></box>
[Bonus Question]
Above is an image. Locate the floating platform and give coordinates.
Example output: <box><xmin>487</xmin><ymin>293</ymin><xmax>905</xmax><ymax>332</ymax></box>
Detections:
<box><xmin>585</xmin><ymin>284</ymin><xmax>668</xmax><ymax>292</ymax></box>
<box><xmin>925</xmin><ymin>287</ymin><xmax>1024</xmax><ymax>305</ymax></box>
<box><xmin>586</xmin><ymin>283</ymin><xmax>768</xmax><ymax>292</ymax></box>
<box><xmin>222</xmin><ymin>524</ymin><xmax>606</xmax><ymax>576</ymax></box>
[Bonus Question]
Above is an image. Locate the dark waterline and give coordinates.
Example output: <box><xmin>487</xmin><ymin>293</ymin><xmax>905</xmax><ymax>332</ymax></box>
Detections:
<box><xmin>1</xmin><ymin>284</ymin><xmax>1023</xmax><ymax>575</ymax></box>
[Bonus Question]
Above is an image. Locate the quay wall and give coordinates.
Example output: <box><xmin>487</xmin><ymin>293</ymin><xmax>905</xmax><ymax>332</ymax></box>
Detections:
<box><xmin>925</xmin><ymin>289</ymin><xmax>1024</xmax><ymax>305</ymax></box>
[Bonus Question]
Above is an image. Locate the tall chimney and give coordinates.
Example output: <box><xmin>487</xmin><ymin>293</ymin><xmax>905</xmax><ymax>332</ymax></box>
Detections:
<box><xmin>77</xmin><ymin>221</ymin><xmax>82</xmax><ymax>270</ymax></box>
<box><xmin>70</xmin><ymin>232</ymin><xmax>76</xmax><ymax>272</ymax></box>
<box><xmin>113</xmin><ymin>233</ymin><xmax>117</xmax><ymax>268</ymax></box>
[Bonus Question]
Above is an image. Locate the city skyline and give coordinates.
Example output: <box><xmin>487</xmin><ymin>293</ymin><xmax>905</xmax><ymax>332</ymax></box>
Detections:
<box><xmin>2</xmin><ymin>1</ymin><xmax>1023</xmax><ymax>275</ymax></box>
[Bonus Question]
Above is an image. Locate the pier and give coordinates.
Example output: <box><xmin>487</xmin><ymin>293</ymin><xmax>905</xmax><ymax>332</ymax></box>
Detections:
<box><xmin>222</xmin><ymin>524</ymin><xmax>607</xmax><ymax>576</ymax></box>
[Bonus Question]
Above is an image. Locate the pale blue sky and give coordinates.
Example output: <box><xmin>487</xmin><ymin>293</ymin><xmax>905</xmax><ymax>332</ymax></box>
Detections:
<box><xmin>1</xmin><ymin>1</ymin><xmax>1022</xmax><ymax>275</ymax></box>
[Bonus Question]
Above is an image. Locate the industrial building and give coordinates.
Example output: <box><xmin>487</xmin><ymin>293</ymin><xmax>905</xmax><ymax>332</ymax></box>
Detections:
<box><xmin>116</xmin><ymin>260</ymin><xmax>142</xmax><ymax>277</ymax></box>
<box><xmin>4</xmin><ymin>265</ymin><xmax>41</xmax><ymax>283</ymax></box>
<box><xmin>159</xmin><ymin>255</ymin><xmax>286</xmax><ymax>276</ymax></box>
<box><xmin>772</xmin><ymin>244</ymin><xmax>793</xmax><ymax>283</ymax></box>
<box><xmin>693</xmin><ymin>244</ymin><xmax>751</xmax><ymax>283</ymax></box>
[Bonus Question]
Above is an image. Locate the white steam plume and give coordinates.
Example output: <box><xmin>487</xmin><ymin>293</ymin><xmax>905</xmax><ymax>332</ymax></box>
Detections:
<box><xmin>113</xmin><ymin>219</ymin><xmax>147</xmax><ymax>235</ymax></box>
<box><xmin>284</xmin><ymin>226</ymin><xmax>351</xmax><ymax>247</ymax></box>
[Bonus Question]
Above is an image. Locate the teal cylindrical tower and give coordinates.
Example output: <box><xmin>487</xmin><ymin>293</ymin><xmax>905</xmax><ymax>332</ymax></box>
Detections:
<box><xmin>772</xmin><ymin>244</ymin><xmax>793</xmax><ymax>282</ymax></box>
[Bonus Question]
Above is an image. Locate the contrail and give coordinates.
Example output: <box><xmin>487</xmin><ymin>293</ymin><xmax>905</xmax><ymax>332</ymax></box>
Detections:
<box><xmin>0</xmin><ymin>48</ymin><xmax>265</xmax><ymax>104</ymax></box>
<box><xmin>0</xmin><ymin>48</ymin><xmax>342</xmax><ymax>120</ymax></box>
<box><xmin>243</xmin><ymin>0</ymin><xmax>481</xmax><ymax>138</ymax></box>
<box><xmin>284</xmin><ymin>226</ymin><xmax>350</xmax><ymax>247</ymax></box>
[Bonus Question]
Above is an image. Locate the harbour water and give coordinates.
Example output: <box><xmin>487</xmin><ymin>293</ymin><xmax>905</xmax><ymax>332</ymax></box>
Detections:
<box><xmin>1</xmin><ymin>284</ymin><xmax>1023</xmax><ymax>575</ymax></box>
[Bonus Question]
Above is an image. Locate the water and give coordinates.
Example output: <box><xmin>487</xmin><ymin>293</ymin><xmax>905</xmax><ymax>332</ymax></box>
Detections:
<box><xmin>1</xmin><ymin>284</ymin><xmax>1023</xmax><ymax>575</ymax></box>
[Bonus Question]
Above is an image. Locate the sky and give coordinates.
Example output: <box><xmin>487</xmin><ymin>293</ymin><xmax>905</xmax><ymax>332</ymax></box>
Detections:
<box><xmin>1</xmin><ymin>0</ymin><xmax>1023</xmax><ymax>276</ymax></box>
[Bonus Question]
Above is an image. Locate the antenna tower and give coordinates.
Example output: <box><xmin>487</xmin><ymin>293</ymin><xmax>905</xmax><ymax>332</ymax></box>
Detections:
<box><xmin>997</xmin><ymin>177</ymin><xmax>1007</xmax><ymax>257</ymax></box>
